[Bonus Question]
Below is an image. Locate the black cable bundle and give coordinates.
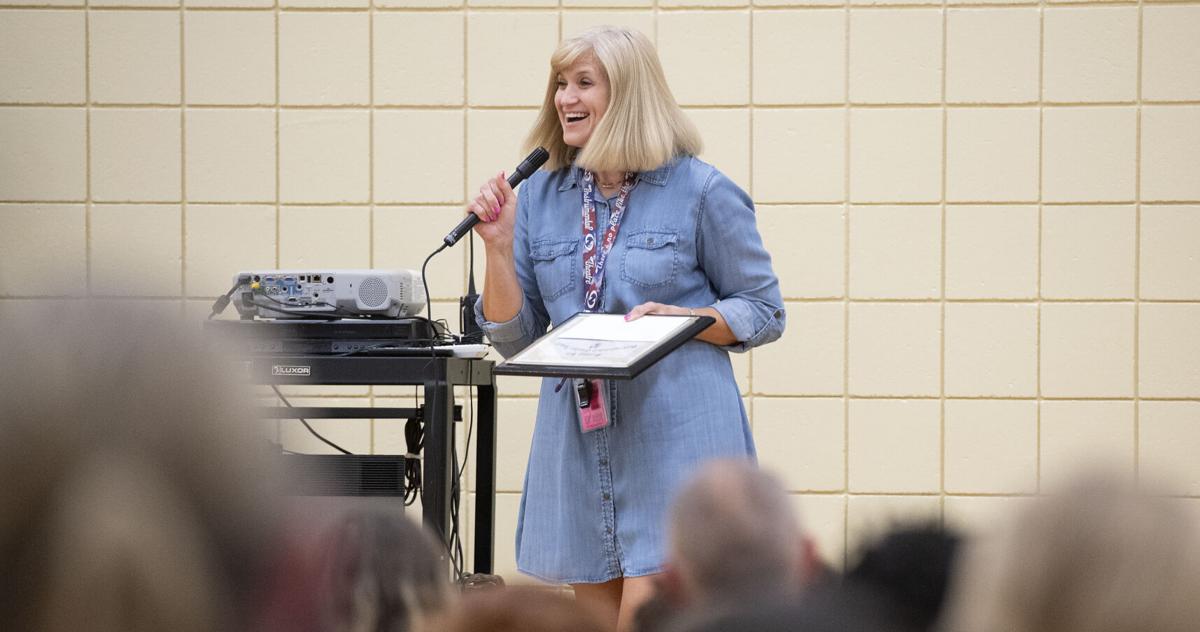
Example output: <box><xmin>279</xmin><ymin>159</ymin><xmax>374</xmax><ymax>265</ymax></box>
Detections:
<box><xmin>403</xmin><ymin>411</ymin><xmax>423</xmax><ymax>507</ymax></box>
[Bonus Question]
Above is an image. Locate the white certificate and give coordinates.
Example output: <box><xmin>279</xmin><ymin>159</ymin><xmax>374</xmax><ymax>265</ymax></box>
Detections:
<box><xmin>494</xmin><ymin>312</ymin><xmax>714</xmax><ymax>379</ymax></box>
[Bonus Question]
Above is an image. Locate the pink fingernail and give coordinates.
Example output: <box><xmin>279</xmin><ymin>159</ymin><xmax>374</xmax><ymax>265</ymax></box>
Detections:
<box><xmin>624</xmin><ymin>314</ymin><xmax>631</xmax><ymax>321</ymax></box>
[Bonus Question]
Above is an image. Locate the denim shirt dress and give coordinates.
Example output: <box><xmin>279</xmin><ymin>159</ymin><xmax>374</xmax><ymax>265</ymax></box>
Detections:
<box><xmin>474</xmin><ymin>155</ymin><xmax>786</xmax><ymax>584</ymax></box>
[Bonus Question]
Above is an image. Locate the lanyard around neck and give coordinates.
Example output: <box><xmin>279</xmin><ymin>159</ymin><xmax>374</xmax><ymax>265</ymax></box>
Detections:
<box><xmin>580</xmin><ymin>170</ymin><xmax>635</xmax><ymax>312</ymax></box>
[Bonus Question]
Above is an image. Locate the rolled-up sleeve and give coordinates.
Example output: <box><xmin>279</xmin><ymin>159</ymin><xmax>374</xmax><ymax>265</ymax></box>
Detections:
<box><xmin>473</xmin><ymin>186</ymin><xmax>552</xmax><ymax>359</ymax></box>
<box><xmin>697</xmin><ymin>170</ymin><xmax>786</xmax><ymax>353</ymax></box>
<box><xmin>474</xmin><ymin>294</ymin><xmax>548</xmax><ymax>358</ymax></box>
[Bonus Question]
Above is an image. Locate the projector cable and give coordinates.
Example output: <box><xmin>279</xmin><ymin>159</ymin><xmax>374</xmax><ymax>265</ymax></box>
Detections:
<box><xmin>207</xmin><ymin>275</ymin><xmax>251</xmax><ymax>319</ymax></box>
<box><xmin>270</xmin><ymin>385</ymin><xmax>352</xmax><ymax>455</ymax></box>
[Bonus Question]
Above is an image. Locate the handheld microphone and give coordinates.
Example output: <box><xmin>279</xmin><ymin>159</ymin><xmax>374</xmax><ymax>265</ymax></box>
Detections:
<box><xmin>443</xmin><ymin>147</ymin><xmax>550</xmax><ymax>248</ymax></box>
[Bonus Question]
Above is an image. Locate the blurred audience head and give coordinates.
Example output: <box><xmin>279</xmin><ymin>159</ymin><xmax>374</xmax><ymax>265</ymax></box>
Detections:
<box><xmin>0</xmin><ymin>303</ymin><xmax>283</xmax><ymax>632</ymax></box>
<box><xmin>317</xmin><ymin>509</ymin><xmax>453</xmax><ymax>632</ymax></box>
<box><xmin>941</xmin><ymin>474</ymin><xmax>1200</xmax><ymax>632</ymax></box>
<box><xmin>664</xmin><ymin>459</ymin><xmax>819</xmax><ymax>607</ymax></box>
<box><xmin>667</xmin><ymin>583</ymin><xmax>908</xmax><ymax>632</ymax></box>
<box><xmin>432</xmin><ymin>586</ymin><xmax>608</xmax><ymax>632</ymax></box>
<box><xmin>846</xmin><ymin>522</ymin><xmax>961</xmax><ymax>631</ymax></box>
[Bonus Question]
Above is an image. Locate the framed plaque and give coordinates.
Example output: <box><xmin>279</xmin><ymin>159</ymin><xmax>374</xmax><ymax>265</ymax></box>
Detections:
<box><xmin>492</xmin><ymin>312</ymin><xmax>715</xmax><ymax>380</ymax></box>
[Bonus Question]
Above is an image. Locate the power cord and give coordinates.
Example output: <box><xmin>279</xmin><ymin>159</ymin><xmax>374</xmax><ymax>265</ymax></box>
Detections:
<box><xmin>448</xmin><ymin>361</ymin><xmax>478</xmax><ymax>582</ymax></box>
<box><xmin>269</xmin><ymin>384</ymin><xmax>352</xmax><ymax>455</ymax></box>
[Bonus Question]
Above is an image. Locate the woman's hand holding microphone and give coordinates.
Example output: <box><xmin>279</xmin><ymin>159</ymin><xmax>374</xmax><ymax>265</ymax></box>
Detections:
<box><xmin>469</xmin><ymin>171</ymin><xmax>518</xmax><ymax>251</ymax></box>
<box><xmin>472</xmin><ymin>172</ymin><xmax>524</xmax><ymax>324</ymax></box>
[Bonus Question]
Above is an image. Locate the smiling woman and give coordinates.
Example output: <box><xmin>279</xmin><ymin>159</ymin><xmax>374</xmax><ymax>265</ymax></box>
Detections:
<box><xmin>555</xmin><ymin>61</ymin><xmax>608</xmax><ymax>153</ymax></box>
<box><xmin>462</xmin><ymin>26</ymin><xmax>786</xmax><ymax>632</ymax></box>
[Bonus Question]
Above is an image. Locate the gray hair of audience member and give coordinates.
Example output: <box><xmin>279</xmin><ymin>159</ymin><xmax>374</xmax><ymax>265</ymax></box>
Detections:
<box><xmin>666</xmin><ymin>459</ymin><xmax>810</xmax><ymax>604</ymax></box>
<box><xmin>317</xmin><ymin>509</ymin><xmax>454</xmax><ymax>632</ymax></box>
<box><xmin>667</xmin><ymin>584</ymin><xmax>907</xmax><ymax>632</ymax></box>
<box><xmin>0</xmin><ymin>303</ymin><xmax>283</xmax><ymax>632</ymax></box>
<box><xmin>940</xmin><ymin>474</ymin><xmax>1200</xmax><ymax>632</ymax></box>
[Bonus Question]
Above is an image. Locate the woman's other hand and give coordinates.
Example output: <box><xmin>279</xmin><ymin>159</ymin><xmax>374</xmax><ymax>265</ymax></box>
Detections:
<box><xmin>624</xmin><ymin>302</ymin><xmax>690</xmax><ymax>320</ymax></box>
<box><xmin>469</xmin><ymin>171</ymin><xmax>518</xmax><ymax>250</ymax></box>
<box><xmin>625</xmin><ymin>302</ymin><xmax>738</xmax><ymax>347</ymax></box>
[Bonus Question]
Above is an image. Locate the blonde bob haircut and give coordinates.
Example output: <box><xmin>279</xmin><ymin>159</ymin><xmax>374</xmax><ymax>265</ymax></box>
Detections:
<box><xmin>524</xmin><ymin>26</ymin><xmax>703</xmax><ymax>173</ymax></box>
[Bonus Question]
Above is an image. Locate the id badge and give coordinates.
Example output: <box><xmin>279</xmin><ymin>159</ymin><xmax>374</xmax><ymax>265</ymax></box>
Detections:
<box><xmin>573</xmin><ymin>378</ymin><xmax>610</xmax><ymax>433</ymax></box>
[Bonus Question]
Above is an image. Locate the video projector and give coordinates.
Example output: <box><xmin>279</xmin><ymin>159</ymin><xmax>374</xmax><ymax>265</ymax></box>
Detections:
<box><xmin>231</xmin><ymin>269</ymin><xmax>426</xmax><ymax>320</ymax></box>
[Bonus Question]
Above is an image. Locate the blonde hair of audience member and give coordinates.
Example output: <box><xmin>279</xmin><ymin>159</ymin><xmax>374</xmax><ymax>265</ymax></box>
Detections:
<box><xmin>429</xmin><ymin>586</ymin><xmax>608</xmax><ymax>632</ymax></box>
<box><xmin>0</xmin><ymin>304</ymin><xmax>283</xmax><ymax>632</ymax></box>
<box><xmin>664</xmin><ymin>460</ymin><xmax>820</xmax><ymax>607</ymax></box>
<box><xmin>318</xmin><ymin>510</ymin><xmax>454</xmax><ymax>632</ymax></box>
<box><xmin>940</xmin><ymin>474</ymin><xmax>1200</xmax><ymax>632</ymax></box>
<box><xmin>524</xmin><ymin>26</ymin><xmax>702</xmax><ymax>173</ymax></box>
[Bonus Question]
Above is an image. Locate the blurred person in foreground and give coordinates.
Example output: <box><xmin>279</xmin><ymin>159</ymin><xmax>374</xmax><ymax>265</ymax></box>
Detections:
<box><xmin>0</xmin><ymin>304</ymin><xmax>283</xmax><ymax>632</ymax></box>
<box><xmin>430</xmin><ymin>586</ymin><xmax>608</xmax><ymax>632</ymax></box>
<box><xmin>845</xmin><ymin>522</ymin><xmax>962</xmax><ymax>631</ymax></box>
<box><xmin>661</xmin><ymin>519</ymin><xmax>959</xmax><ymax>632</ymax></box>
<box><xmin>667</xmin><ymin>585</ymin><xmax>906</xmax><ymax>632</ymax></box>
<box><xmin>634</xmin><ymin>459</ymin><xmax>823</xmax><ymax>631</ymax></box>
<box><xmin>316</xmin><ymin>509</ymin><xmax>454</xmax><ymax>632</ymax></box>
<box><xmin>940</xmin><ymin>474</ymin><xmax>1200</xmax><ymax>632</ymax></box>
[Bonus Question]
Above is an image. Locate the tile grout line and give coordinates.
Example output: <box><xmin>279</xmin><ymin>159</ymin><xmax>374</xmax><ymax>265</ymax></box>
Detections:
<box><xmin>16</xmin><ymin>99</ymin><xmax>1200</xmax><ymax>108</ymax></box>
<box><xmin>841</xmin><ymin>0</ymin><xmax>851</xmax><ymax>572</ymax></box>
<box><xmin>15</xmin><ymin>99</ymin><xmax>1200</xmax><ymax>109</ymax></box>
<box><xmin>463</xmin><ymin>5</ymin><xmax>470</xmax><ymax>301</ymax></box>
<box><xmin>938</xmin><ymin>0</ymin><xmax>947</xmax><ymax>519</ymax></box>
<box><xmin>464</xmin><ymin>0</ymin><xmax>476</xmax><ymax>504</ymax></box>
<box><xmin>85</xmin><ymin>0</ymin><xmax>93</xmax><ymax>296</ymax></box>
<box><xmin>368</xmin><ymin>0</ymin><xmax>376</xmax><ymax>451</ymax></box>
<box><xmin>274</xmin><ymin>0</ymin><xmax>281</xmax><ymax>268</ymax></box>
<box><xmin>11</xmin><ymin>289</ymin><xmax>1194</xmax><ymax>304</ymax></box>
<box><xmin>1133</xmin><ymin>0</ymin><xmax>1143</xmax><ymax>481</ymax></box>
<box><xmin>1035</xmin><ymin>0</ymin><xmax>1044</xmax><ymax>491</ymax></box>
<box><xmin>16</xmin><ymin>199</ymin><xmax>1200</xmax><ymax>207</ymax></box>
<box><xmin>271</xmin><ymin>0</ymin><xmax>279</xmax><ymax>448</ymax></box>
<box><xmin>746</xmin><ymin>0</ymin><xmax>755</xmax><ymax>410</ymax></box>
<box><xmin>180</xmin><ymin>2</ymin><xmax>188</xmax><ymax>308</ymax></box>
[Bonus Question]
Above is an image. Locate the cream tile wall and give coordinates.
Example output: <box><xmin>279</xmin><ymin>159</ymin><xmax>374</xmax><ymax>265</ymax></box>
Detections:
<box><xmin>3</xmin><ymin>0</ymin><xmax>1199</xmax><ymax>578</ymax></box>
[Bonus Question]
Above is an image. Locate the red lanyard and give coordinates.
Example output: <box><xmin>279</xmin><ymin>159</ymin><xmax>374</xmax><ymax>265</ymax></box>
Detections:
<box><xmin>581</xmin><ymin>170</ymin><xmax>634</xmax><ymax>312</ymax></box>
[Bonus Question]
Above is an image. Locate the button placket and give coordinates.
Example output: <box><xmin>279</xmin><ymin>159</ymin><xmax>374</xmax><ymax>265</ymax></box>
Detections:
<box><xmin>594</xmin><ymin>430</ymin><xmax>621</xmax><ymax>576</ymax></box>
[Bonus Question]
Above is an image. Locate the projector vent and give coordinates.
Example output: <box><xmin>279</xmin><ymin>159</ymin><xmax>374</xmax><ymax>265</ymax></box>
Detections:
<box><xmin>358</xmin><ymin>276</ymin><xmax>388</xmax><ymax>308</ymax></box>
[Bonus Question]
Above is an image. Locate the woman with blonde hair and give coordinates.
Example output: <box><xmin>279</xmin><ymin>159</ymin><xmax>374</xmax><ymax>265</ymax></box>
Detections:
<box><xmin>467</xmin><ymin>26</ymin><xmax>785</xmax><ymax>630</ymax></box>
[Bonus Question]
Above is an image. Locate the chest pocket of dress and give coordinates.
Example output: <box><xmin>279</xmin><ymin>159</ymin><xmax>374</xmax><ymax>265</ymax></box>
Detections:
<box><xmin>530</xmin><ymin>239</ymin><xmax>578</xmax><ymax>301</ymax></box>
<box><xmin>621</xmin><ymin>231</ymin><xmax>679</xmax><ymax>289</ymax></box>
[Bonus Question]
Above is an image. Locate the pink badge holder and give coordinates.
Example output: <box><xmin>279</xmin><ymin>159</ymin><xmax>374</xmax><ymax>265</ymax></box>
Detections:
<box><xmin>572</xmin><ymin>378</ymin><xmax>610</xmax><ymax>433</ymax></box>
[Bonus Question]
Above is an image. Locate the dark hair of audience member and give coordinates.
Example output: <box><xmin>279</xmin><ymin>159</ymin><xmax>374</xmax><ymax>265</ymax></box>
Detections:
<box><xmin>317</xmin><ymin>509</ymin><xmax>453</xmax><ymax>632</ymax></box>
<box><xmin>0</xmin><ymin>304</ymin><xmax>284</xmax><ymax>632</ymax></box>
<box><xmin>845</xmin><ymin>522</ymin><xmax>961</xmax><ymax>631</ymax></box>
<box><xmin>940</xmin><ymin>474</ymin><xmax>1200</xmax><ymax>632</ymax></box>
<box><xmin>430</xmin><ymin>586</ymin><xmax>608</xmax><ymax>632</ymax></box>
